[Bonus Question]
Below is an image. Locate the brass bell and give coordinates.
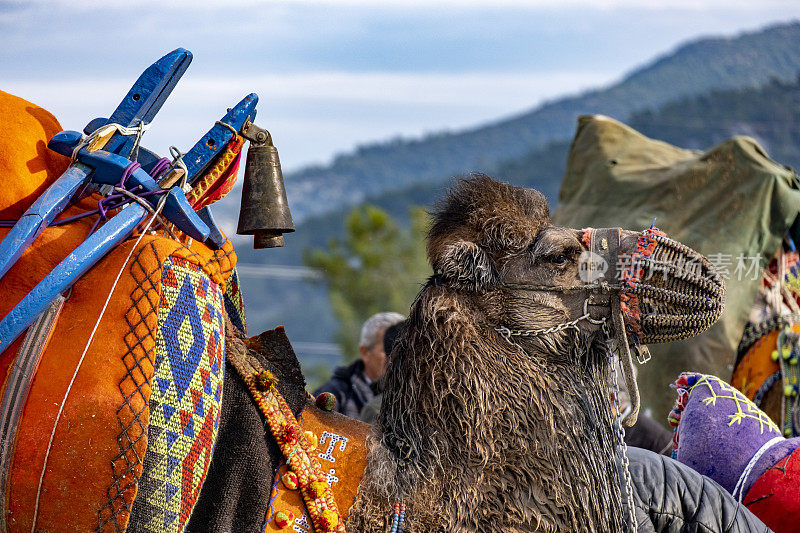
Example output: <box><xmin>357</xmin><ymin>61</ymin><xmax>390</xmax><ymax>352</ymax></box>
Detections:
<box><xmin>237</xmin><ymin>120</ymin><xmax>295</xmax><ymax>248</ymax></box>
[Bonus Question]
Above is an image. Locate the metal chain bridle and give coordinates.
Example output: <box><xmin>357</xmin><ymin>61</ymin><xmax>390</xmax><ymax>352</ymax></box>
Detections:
<box><xmin>495</xmin><ymin>299</ymin><xmax>607</xmax><ymax>341</ymax></box>
<box><xmin>605</xmin><ymin>322</ymin><xmax>638</xmax><ymax>533</ymax></box>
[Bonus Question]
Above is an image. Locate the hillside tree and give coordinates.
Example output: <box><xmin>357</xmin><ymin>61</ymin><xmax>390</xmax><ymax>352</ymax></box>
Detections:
<box><xmin>303</xmin><ymin>205</ymin><xmax>430</xmax><ymax>360</ymax></box>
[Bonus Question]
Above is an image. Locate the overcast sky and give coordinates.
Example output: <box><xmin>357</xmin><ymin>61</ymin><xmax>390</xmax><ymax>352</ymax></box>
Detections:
<box><xmin>3</xmin><ymin>0</ymin><xmax>800</xmax><ymax>171</ymax></box>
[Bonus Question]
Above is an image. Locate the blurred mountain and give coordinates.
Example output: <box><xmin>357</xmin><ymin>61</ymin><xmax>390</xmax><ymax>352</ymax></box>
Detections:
<box><xmin>327</xmin><ymin>73</ymin><xmax>800</xmax><ymax>235</ymax></box>
<box><xmin>274</xmin><ymin>20</ymin><xmax>800</xmax><ymax>223</ymax></box>
<box><xmin>230</xmin><ymin>20</ymin><xmax>800</xmax><ymax>373</ymax></box>
<box><xmin>628</xmin><ymin>75</ymin><xmax>800</xmax><ymax>170</ymax></box>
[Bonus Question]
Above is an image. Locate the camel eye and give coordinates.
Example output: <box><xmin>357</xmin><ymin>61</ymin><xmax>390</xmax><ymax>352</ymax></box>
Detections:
<box><xmin>550</xmin><ymin>254</ymin><xmax>568</xmax><ymax>266</ymax></box>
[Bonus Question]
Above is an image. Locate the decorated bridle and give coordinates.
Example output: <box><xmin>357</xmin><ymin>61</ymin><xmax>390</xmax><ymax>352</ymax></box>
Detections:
<box><xmin>494</xmin><ymin>224</ymin><xmax>724</xmax><ymax>418</ymax></box>
<box><xmin>494</xmin><ymin>227</ymin><xmax>649</xmax><ymax>427</ymax></box>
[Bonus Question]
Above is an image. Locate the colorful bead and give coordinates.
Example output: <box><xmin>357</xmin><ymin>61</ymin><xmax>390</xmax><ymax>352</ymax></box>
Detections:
<box><xmin>309</xmin><ymin>480</ymin><xmax>329</xmax><ymax>499</ymax></box>
<box><xmin>304</xmin><ymin>430</ymin><xmax>319</xmax><ymax>451</ymax></box>
<box><xmin>274</xmin><ymin>510</ymin><xmax>294</xmax><ymax>529</ymax></box>
<box><xmin>772</xmin><ymin>350</ymin><xmax>780</xmax><ymax>361</ymax></box>
<box><xmin>318</xmin><ymin>509</ymin><xmax>339</xmax><ymax>531</ymax></box>
<box><xmin>238</xmin><ymin>365</ymin><xmax>344</xmax><ymax>532</ymax></box>
<box><xmin>281</xmin><ymin>471</ymin><xmax>299</xmax><ymax>490</ymax></box>
<box><xmin>389</xmin><ymin>501</ymin><xmax>406</xmax><ymax>533</ymax></box>
<box><xmin>315</xmin><ymin>392</ymin><xmax>336</xmax><ymax>411</ymax></box>
<box><xmin>282</xmin><ymin>424</ymin><xmax>301</xmax><ymax>444</ymax></box>
<box><xmin>255</xmin><ymin>370</ymin><xmax>278</xmax><ymax>391</ymax></box>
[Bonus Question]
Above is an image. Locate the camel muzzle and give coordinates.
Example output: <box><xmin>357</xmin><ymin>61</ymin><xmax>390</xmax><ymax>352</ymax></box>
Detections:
<box><xmin>589</xmin><ymin>226</ymin><xmax>725</xmax><ymax>426</ymax></box>
<box><xmin>581</xmin><ymin>226</ymin><xmax>725</xmax><ymax>345</ymax></box>
<box><xmin>503</xmin><ymin>226</ymin><xmax>725</xmax><ymax>426</ymax></box>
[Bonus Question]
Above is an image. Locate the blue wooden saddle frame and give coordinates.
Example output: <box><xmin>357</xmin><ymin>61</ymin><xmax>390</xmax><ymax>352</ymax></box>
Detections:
<box><xmin>0</xmin><ymin>49</ymin><xmax>259</xmax><ymax>355</ymax></box>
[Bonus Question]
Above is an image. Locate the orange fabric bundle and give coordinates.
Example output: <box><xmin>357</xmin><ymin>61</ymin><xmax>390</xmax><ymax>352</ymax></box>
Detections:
<box><xmin>0</xmin><ymin>91</ymin><xmax>72</xmax><ymax>220</ymax></box>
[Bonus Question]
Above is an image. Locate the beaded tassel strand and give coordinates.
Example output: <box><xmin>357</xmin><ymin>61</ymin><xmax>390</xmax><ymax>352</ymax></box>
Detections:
<box><xmin>389</xmin><ymin>501</ymin><xmax>406</xmax><ymax>533</ymax></box>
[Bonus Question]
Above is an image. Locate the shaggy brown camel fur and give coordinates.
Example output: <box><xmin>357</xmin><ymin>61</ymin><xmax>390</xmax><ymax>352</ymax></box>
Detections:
<box><xmin>346</xmin><ymin>175</ymin><xmax>717</xmax><ymax>532</ymax></box>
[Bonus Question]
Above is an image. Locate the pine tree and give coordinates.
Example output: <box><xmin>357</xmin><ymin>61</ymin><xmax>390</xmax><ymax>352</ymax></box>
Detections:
<box><xmin>303</xmin><ymin>205</ymin><xmax>430</xmax><ymax>360</ymax></box>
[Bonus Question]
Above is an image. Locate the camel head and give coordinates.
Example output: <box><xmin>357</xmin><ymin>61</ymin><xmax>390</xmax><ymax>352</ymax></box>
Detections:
<box><xmin>426</xmin><ymin>174</ymin><xmax>723</xmax><ymax>354</ymax></box>
<box><xmin>350</xmin><ymin>175</ymin><xmax>724</xmax><ymax>532</ymax></box>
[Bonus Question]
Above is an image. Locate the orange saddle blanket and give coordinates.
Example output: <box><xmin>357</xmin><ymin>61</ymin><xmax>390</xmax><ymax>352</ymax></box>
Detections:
<box><xmin>0</xmin><ymin>90</ymin><xmax>238</xmax><ymax>532</ymax></box>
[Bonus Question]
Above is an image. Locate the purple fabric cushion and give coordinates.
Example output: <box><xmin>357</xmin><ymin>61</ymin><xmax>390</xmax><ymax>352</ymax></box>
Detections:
<box><xmin>669</xmin><ymin>372</ymin><xmax>800</xmax><ymax>495</ymax></box>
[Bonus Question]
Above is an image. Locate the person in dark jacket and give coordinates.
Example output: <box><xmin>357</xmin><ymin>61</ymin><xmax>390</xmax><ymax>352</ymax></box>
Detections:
<box><xmin>314</xmin><ymin>312</ymin><xmax>405</xmax><ymax>418</ymax></box>
<box><xmin>360</xmin><ymin>320</ymin><xmax>405</xmax><ymax>424</ymax></box>
<box><xmin>627</xmin><ymin>447</ymin><xmax>770</xmax><ymax>532</ymax></box>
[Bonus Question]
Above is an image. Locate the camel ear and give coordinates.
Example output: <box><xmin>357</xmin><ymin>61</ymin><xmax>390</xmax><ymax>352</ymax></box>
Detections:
<box><xmin>437</xmin><ymin>240</ymin><xmax>498</xmax><ymax>291</ymax></box>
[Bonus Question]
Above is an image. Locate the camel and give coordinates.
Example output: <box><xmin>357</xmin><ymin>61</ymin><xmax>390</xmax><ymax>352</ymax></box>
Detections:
<box><xmin>345</xmin><ymin>175</ymin><xmax>725</xmax><ymax>532</ymax></box>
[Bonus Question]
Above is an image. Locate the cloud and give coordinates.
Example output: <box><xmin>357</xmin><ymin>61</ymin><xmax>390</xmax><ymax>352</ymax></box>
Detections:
<box><xmin>3</xmin><ymin>69</ymin><xmax>615</xmax><ymax>170</ymax></box>
<box><xmin>4</xmin><ymin>2</ymin><xmax>800</xmax><ymax>80</ymax></box>
<box><xmin>25</xmin><ymin>0</ymin><xmax>798</xmax><ymax>8</ymax></box>
<box><xmin>165</xmin><ymin>70</ymin><xmax>614</xmax><ymax>106</ymax></box>
<box><xmin>5</xmin><ymin>1</ymin><xmax>800</xmax><ymax>169</ymax></box>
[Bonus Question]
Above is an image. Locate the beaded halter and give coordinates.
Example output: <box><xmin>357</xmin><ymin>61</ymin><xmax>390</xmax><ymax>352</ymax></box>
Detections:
<box><xmin>495</xmin><ymin>226</ymin><xmax>725</xmax><ymax>425</ymax></box>
<box><xmin>226</xmin><ymin>343</ymin><xmax>344</xmax><ymax>533</ymax></box>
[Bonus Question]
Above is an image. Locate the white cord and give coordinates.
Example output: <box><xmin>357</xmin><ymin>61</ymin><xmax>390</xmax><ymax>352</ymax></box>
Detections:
<box><xmin>731</xmin><ymin>436</ymin><xmax>783</xmax><ymax>503</ymax></box>
<box><xmin>31</xmin><ymin>195</ymin><xmax>166</xmax><ymax>531</ymax></box>
<box><xmin>70</xmin><ymin>122</ymin><xmax>152</xmax><ymax>160</ymax></box>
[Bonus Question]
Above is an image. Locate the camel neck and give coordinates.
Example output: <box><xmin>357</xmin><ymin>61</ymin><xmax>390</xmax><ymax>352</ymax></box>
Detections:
<box><xmin>359</xmin><ymin>353</ymin><xmax>625</xmax><ymax>532</ymax></box>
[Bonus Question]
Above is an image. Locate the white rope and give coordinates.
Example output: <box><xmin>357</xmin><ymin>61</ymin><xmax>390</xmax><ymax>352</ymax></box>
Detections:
<box><xmin>731</xmin><ymin>436</ymin><xmax>783</xmax><ymax>503</ymax></box>
<box><xmin>70</xmin><ymin>122</ymin><xmax>151</xmax><ymax>160</ymax></box>
<box><xmin>31</xmin><ymin>195</ymin><xmax>167</xmax><ymax>532</ymax></box>
<box><xmin>101</xmin><ymin>122</ymin><xmax>151</xmax><ymax>137</ymax></box>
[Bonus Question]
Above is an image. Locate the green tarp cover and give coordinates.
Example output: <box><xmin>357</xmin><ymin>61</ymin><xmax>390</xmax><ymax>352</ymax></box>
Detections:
<box><xmin>553</xmin><ymin>115</ymin><xmax>800</xmax><ymax>420</ymax></box>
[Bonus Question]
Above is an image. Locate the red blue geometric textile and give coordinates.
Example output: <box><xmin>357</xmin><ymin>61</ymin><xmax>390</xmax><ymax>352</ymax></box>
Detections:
<box><xmin>130</xmin><ymin>256</ymin><xmax>225</xmax><ymax>532</ymax></box>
